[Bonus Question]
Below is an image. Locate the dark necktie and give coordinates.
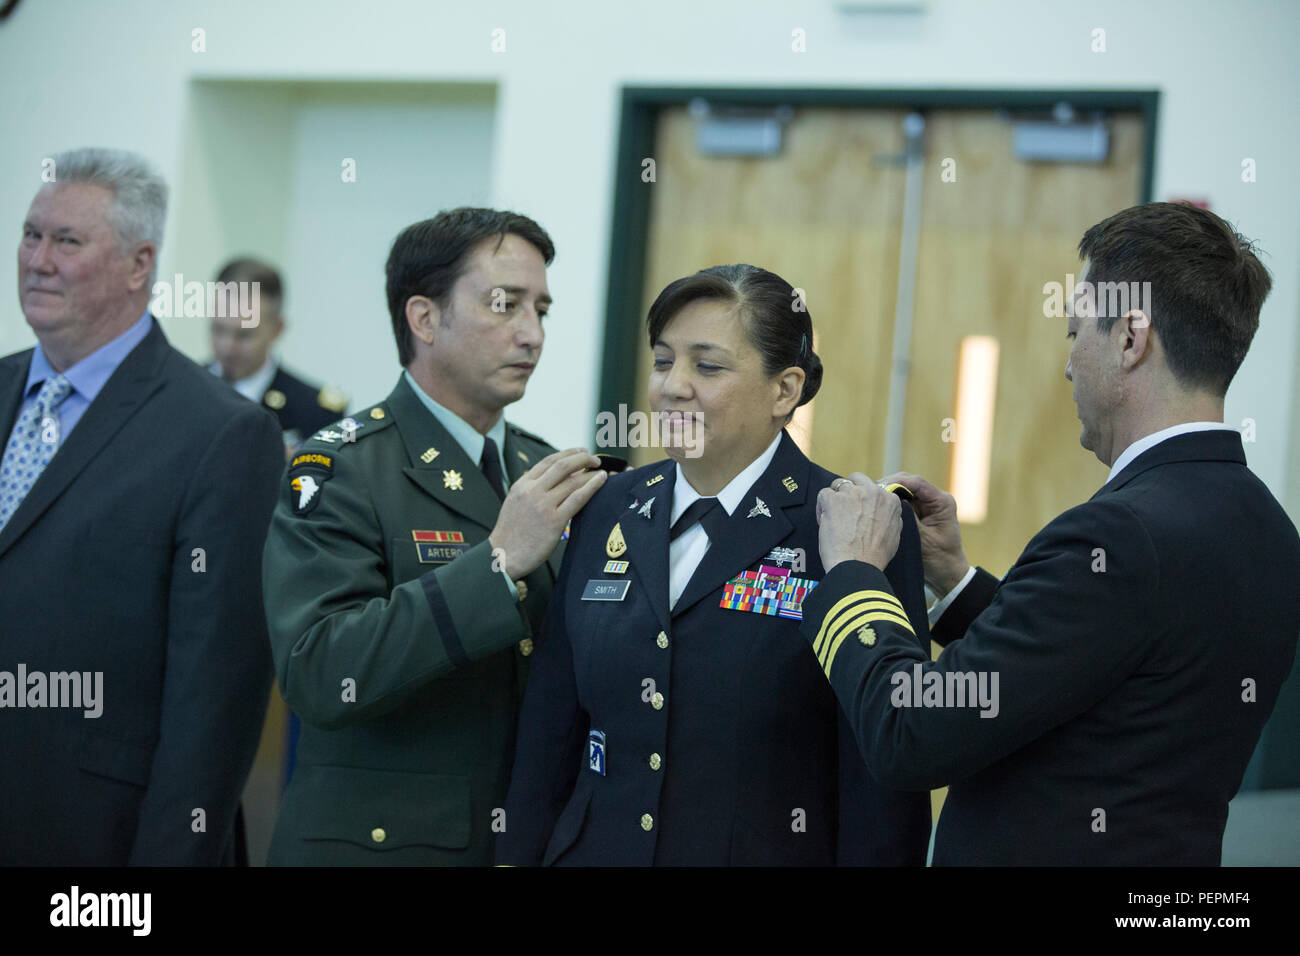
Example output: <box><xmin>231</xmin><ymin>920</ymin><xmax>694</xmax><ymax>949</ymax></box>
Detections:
<box><xmin>669</xmin><ymin>496</ymin><xmax>720</xmax><ymax>543</ymax></box>
<box><xmin>480</xmin><ymin>437</ymin><xmax>506</xmax><ymax>501</ymax></box>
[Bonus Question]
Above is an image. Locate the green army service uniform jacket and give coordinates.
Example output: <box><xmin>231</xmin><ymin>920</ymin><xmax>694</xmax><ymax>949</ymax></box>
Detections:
<box><xmin>263</xmin><ymin>374</ymin><xmax>561</xmax><ymax>865</ymax></box>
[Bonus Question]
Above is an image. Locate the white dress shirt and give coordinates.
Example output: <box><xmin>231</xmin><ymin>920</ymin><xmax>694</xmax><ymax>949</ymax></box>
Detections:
<box><xmin>668</xmin><ymin>431</ymin><xmax>783</xmax><ymax>609</ymax></box>
<box><xmin>209</xmin><ymin>356</ymin><xmax>278</xmax><ymax>404</ymax></box>
<box><xmin>928</xmin><ymin>422</ymin><xmax>1240</xmax><ymax>628</ymax></box>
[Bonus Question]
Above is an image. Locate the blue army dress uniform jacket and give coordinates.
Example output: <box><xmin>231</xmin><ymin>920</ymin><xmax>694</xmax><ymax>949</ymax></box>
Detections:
<box><xmin>262</xmin><ymin>374</ymin><xmax>561</xmax><ymax>865</ymax></box>
<box><xmin>799</xmin><ymin>429</ymin><xmax>1300</xmax><ymax>865</ymax></box>
<box><xmin>497</xmin><ymin>431</ymin><xmax>933</xmax><ymax>866</ymax></box>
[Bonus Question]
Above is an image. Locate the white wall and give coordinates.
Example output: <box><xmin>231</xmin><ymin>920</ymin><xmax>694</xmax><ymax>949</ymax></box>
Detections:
<box><xmin>2</xmin><ymin>0</ymin><xmax>1297</xmax><ymax>515</ymax></box>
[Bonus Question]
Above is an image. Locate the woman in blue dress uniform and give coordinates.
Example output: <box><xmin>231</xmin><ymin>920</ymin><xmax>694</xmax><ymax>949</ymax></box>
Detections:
<box><xmin>497</xmin><ymin>264</ymin><xmax>932</xmax><ymax>865</ymax></box>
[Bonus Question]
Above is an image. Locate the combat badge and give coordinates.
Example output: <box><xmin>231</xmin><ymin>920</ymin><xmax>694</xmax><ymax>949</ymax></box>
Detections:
<box><xmin>289</xmin><ymin>451</ymin><xmax>334</xmax><ymax>516</ymax></box>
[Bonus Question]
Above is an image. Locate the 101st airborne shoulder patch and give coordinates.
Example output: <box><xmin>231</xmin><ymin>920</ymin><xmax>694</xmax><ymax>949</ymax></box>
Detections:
<box><xmin>289</xmin><ymin>451</ymin><xmax>334</xmax><ymax>516</ymax></box>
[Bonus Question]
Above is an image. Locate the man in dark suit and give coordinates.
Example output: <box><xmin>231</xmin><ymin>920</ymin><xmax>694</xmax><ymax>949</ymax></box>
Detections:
<box><xmin>802</xmin><ymin>202</ymin><xmax>1300</xmax><ymax>865</ymax></box>
<box><xmin>207</xmin><ymin>257</ymin><xmax>348</xmax><ymax>461</ymax></box>
<box><xmin>0</xmin><ymin>147</ymin><xmax>283</xmax><ymax>864</ymax></box>
<box><xmin>261</xmin><ymin>208</ymin><xmax>606</xmax><ymax>865</ymax></box>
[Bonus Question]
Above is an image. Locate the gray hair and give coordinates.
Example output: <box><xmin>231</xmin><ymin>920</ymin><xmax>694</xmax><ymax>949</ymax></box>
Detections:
<box><xmin>49</xmin><ymin>147</ymin><xmax>168</xmax><ymax>280</ymax></box>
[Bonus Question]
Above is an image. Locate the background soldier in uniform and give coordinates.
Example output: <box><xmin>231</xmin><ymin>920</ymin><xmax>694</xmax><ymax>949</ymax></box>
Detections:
<box><xmin>208</xmin><ymin>257</ymin><xmax>348</xmax><ymax>462</ymax></box>
<box><xmin>261</xmin><ymin>208</ymin><xmax>606</xmax><ymax>865</ymax></box>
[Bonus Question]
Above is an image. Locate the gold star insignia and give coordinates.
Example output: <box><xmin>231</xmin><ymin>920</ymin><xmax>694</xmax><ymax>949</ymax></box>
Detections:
<box><xmin>443</xmin><ymin>469</ymin><xmax>464</xmax><ymax>491</ymax></box>
<box><xmin>857</xmin><ymin>625</ymin><xmax>876</xmax><ymax>646</ymax></box>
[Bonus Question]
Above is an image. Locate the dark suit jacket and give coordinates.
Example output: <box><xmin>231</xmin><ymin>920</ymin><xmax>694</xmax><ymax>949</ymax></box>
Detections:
<box><xmin>0</xmin><ymin>319</ymin><xmax>282</xmax><ymax>865</ymax></box>
<box><xmin>496</xmin><ymin>431</ymin><xmax>932</xmax><ymax>866</ymax></box>
<box><xmin>261</xmin><ymin>374</ymin><xmax>562</xmax><ymax>865</ymax></box>
<box><xmin>801</xmin><ymin>430</ymin><xmax>1300</xmax><ymax>865</ymax></box>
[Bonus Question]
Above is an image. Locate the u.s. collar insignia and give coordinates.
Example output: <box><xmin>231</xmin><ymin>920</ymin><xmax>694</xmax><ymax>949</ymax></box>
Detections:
<box><xmin>420</xmin><ymin>446</ymin><xmax>439</xmax><ymax>464</ymax></box>
<box><xmin>857</xmin><ymin>625</ymin><xmax>877</xmax><ymax>646</ymax></box>
<box><xmin>443</xmin><ymin>469</ymin><xmax>464</xmax><ymax>491</ymax></box>
<box><xmin>606</xmin><ymin>522</ymin><xmax>627</xmax><ymax>558</ymax></box>
<box><xmin>747</xmin><ymin>497</ymin><xmax>771</xmax><ymax>518</ymax></box>
<box><xmin>263</xmin><ymin>388</ymin><xmax>286</xmax><ymax>410</ymax></box>
<box><xmin>645</xmin><ymin>474</ymin><xmax>664</xmax><ymax>488</ymax></box>
<box><xmin>637</xmin><ymin>497</ymin><xmax>654</xmax><ymax>519</ymax></box>
<box><xmin>782</xmin><ymin>476</ymin><xmax>798</xmax><ymax>493</ymax></box>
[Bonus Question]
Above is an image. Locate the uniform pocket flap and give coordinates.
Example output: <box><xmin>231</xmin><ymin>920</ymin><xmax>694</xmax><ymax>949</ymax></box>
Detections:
<box><xmin>542</xmin><ymin>788</ymin><xmax>592</xmax><ymax>866</ymax></box>
<box><xmin>299</xmin><ymin>765</ymin><xmax>472</xmax><ymax>851</ymax></box>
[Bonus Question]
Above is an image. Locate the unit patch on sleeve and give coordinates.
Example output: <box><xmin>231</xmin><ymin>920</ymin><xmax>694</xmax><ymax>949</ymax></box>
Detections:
<box><xmin>288</xmin><ymin>452</ymin><xmax>335</xmax><ymax>516</ymax></box>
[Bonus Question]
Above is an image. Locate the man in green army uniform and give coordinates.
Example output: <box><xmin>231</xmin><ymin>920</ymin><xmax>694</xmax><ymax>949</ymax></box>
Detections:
<box><xmin>262</xmin><ymin>208</ymin><xmax>607</xmax><ymax>865</ymax></box>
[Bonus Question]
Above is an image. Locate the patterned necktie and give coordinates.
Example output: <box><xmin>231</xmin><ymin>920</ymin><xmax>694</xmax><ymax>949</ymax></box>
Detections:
<box><xmin>480</xmin><ymin>436</ymin><xmax>506</xmax><ymax>501</ymax></box>
<box><xmin>0</xmin><ymin>374</ymin><xmax>73</xmax><ymax>532</ymax></box>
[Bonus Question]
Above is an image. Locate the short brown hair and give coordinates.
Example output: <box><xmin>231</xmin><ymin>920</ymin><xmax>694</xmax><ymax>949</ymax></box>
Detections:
<box><xmin>1078</xmin><ymin>202</ymin><xmax>1271</xmax><ymax>394</ymax></box>
<box><xmin>385</xmin><ymin>208</ymin><xmax>555</xmax><ymax>367</ymax></box>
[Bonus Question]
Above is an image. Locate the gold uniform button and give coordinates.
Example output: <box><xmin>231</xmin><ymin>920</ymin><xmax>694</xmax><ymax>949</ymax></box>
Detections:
<box><xmin>651</xmin><ymin>692</ymin><xmax>664</xmax><ymax>710</ymax></box>
<box><xmin>369</xmin><ymin>407</ymin><xmax>386</xmax><ymax>420</ymax></box>
<box><xmin>649</xmin><ymin>753</ymin><xmax>662</xmax><ymax>771</ymax></box>
<box><xmin>640</xmin><ymin>813</ymin><xmax>654</xmax><ymax>831</ymax></box>
<box><xmin>515</xmin><ymin>580</ymin><xmax>528</xmax><ymax>602</ymax></box>
<box><xmin>518</xmin><ymin>638</ymin><xmax>534</xmax><ymax>657</ymax></box>
<box><xmin>371</xmin><ymin>827</ymin><xmax>386</xmax><ymax>843</ymax></box>
<box><xmin>655</xmin><ymin>631</ymin><xmax>668</xmax><ymax>649</ymax></box>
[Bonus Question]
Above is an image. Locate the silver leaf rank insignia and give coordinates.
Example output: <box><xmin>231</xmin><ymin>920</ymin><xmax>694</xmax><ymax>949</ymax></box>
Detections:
<box><xmin>289</xmin><ymin>451</ymin><xmax>334</xmax><ymax>516</ymax></box>
<box><xmin>443</xmin><ymin>469</ymin><xmax>464</xmax><ymax>491</ymax></box>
